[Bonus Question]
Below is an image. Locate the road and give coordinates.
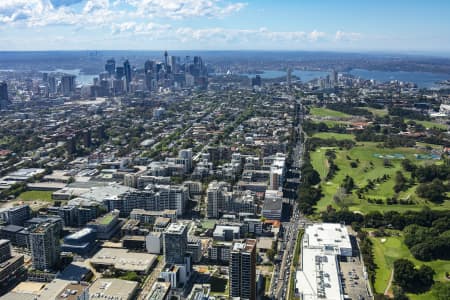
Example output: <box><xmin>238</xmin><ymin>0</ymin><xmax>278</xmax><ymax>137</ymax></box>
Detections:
<box><xmin>269</xmin><ymin>97</ymin><xmax>307</xmax><ymax>299</ymax></box>
<box><xmin>137</xmin><ymin>257</ymin><xmax>165</xmax><ymax>300</ymax></box>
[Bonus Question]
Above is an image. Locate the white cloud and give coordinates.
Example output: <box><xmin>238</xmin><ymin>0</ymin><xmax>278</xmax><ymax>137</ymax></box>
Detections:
<box><xmin>335</xmin><ymin>30</ymin><xmax>362</xmax><ymax>41</ymax></box>
<box><xmin>308</xmin><ymin>30</ymin><xmax>326</xmax><ymax>41</ymax></box>
<box><xmin>124</xmin><ymin>0</ymin><xmax>247</xmax><ymax>19</ymax></box>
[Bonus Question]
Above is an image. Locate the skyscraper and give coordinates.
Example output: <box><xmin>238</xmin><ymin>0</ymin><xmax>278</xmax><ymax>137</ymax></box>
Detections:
<box><xmin>61</xmin><ymin>75</ymin><xmax>76</xmax><ymax>96</ymax></box>
<box><xmin>206</xmin><ymin>181</ymin><xmax>230</xmax><ymax>218</ymax></box>
<box><xmin>230</xmin><ymin>239</ymin><xmax>257</xmax><ymax>300</ymax></box>
<box><xmin>29</xmin><ymin>222</ymin><xmax>60</xmax><ymax>270</ymax></box>
<box><xmin>123</xmin><ymin>59</ymin><xmax>132</xmax><ymax>92</ymax></box>
<box><xmin>105</xmin><ymin>58</ymin><xmax>116</xmax><ymax>76</ymax></box>
<box><xmin>0</xmin><ymin>81</ymin><xmax>9</xmax><ymax>109</ymax></box>
<box><xmin>164</xmin><ymin>50</ymin><xmax>168</xmax><ymax>68</ymax></box>
<box><xmin>163</xmin><ymin>223</ymin><xmax>187</xmax><ymax>265</ymax></box>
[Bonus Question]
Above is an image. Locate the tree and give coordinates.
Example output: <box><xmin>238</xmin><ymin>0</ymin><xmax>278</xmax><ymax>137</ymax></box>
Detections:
<box><xmin>393</xmin><ymin>259</ymin><xmax>416</xmax><ymax>291</ymax></box>
<box><xmin>341</xmin><ymin>175</ymin><xmax>355</xmax><ymax>194</ymax></box>
<box><xmin>401</xmin><ymin>159</ymin><xmax>417</xmax><ymax>172</ymax></box>
<box><xmin>394</xmin><ymin>171</ymin><xmax>408</xmax><ymax>193</ymax></box>
<box><xmin>416</xmin><ymin>179</ymin><xmax>446</xmax><ymax>203</ymax></box>
<box><xmin>392</xmin><ymin>285</ymin><xmax>409</xmax><ymax>300</ymax></box>
<box><xmin>393</xmin><ymin>259</ymin><xmax>435</xmax><ymax>293</ymax></box>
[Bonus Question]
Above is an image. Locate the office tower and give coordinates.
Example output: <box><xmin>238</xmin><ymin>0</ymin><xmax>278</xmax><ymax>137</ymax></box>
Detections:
<box><xmin>115</xmin><ymin>66</ymin><xmax>124</xmax><ymax>79</ymax></box>
<box><xmin>0</xmin><ymin>239</ymin><xmax>11</xmax><ymax>263</ymax></box>
<box><xmin>30</xmin><ymin>222</ymin><xmax>60</xmax><ymax>270</ymax></box>
<box><xmin>230</xmin><ymin>239</ymin><xmax>257</xmax><ymax>300</ymax></box>
<box><xmin>123</xmin><ymin>59</ymin><xmax>131</xmax><ymax>92</ymax></box>
<box><xmin>163</xmin><ymin>223</ymin><xmax>187</xmax><ymax>265</ymax></box>
<box><xmin>164</xmin><ymin>50</ymin><xmax>168</xmax><ymax>68</ymax></box>
<box><xmin>48</xmin><ymin>75</ymin><xmax>56</xmax><ymax>94</ymax></box>
<box><xmin>7</xmin><ymin>205</ymin><xmax>31</xmax><ymax>226</ymax></box>
<box><xmin>287</xmin><ymin>68</ymin><xmax>292</xmax><ymax>88</ymax></box>
<box><xmin>105</xmin><ymin>58</ymin><xmax>116</xmax><ymax>76</ymax></box>
<box><xmin>331</xmin><ymin>69</ymin><xmax>338</xmax><ymax>86</ymax></box>
<box><xmin>178</xmin><ymin>148</ymin><xmax>193</xmax><ymax>172</ymax></box>
<box><xmin>0</xmin><ymin>81</ymin><xmax>9</xmax><ymax>109</ymax></box>
<box><xmin>61</xmin><ymin>75</ymin><xmax>76</xmax><ymax>96</ymax></box>
<box><xmin>251</xmin><ymin>75</ymin><xmax>261</xmax><ymax>87</ymax></box>
<box><xmin>0</xmin><ymin>239</ymin><xmax>25</xmax><ymax>296</ymax></box>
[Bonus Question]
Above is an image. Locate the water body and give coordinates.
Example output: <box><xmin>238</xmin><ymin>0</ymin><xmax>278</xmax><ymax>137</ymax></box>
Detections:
<box><xmin>348</xmin><ymin>68</ymin><xmax>450</xmax><ymax>89</ymax></box>
<box><xmin>241</xmin><ymin>70</ymin><xmax>330</xmax><ymax>82</ymax></box>
<box><xmin>41</xmin><ymin>69</ymin><xmax>97</xmax><ymax>85</ymax></box>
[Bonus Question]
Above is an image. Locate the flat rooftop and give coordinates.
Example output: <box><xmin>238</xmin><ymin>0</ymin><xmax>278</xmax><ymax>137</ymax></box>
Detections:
<box><xmin>303</xmin><ymin>223</ymin><xmax>352</xmax><ymax>254</ymax></box>
<box><xmin>91</xmin><ymin>248</ymin><xmax>156</xmax><ymax>273</ymax></box>
<box><xmin>165</xmin><ymin>223</ymin><xmax>186</xmax><ymax>234</ymax></box>
<box><xmin>90</xmin><ymin>278</ymin><xmax>138</xmax><ymax>300</ymax></box>
<box><xmin>297</xmin><ymin>248</ymin><xmax>343</xmax><ymax>300</ymax></box>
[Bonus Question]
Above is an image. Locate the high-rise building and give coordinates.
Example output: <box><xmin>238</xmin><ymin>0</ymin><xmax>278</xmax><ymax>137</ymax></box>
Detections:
<box><xmin>163</xmin><ymin>223</ymin><xmax>187</xmax><ymax>265</ymax></box>
<box><xmin>7</xmin><ymin>205</ymin><xmax>31</xmax><ymax>226</ymax></box>
<box><xmin>287</xmin><ymin>68</ymin><xmax>292</xmax><ymax>88</ymax></box>
<box><xmin>29</xmin><ymin>222</ymin><xmax>60</xmax><ymax>270</ymax></box>
<box><xmin>115</xmin><ymin>66</ymin><xmax>125</xmax><ymax>79</ymax></box>
<box><xmin>0</xmin><ymin>239</ymin><xmax>25</xmax><ymax>296</ymax></box>
<box><xmin>48</xmin><ymin>75</ymin><xmax>57</xmax><ymax>94</ymax></box>
<box><xmin>206</xmin><ymin>181</ymin><xmax>230</xmax><ymax>218</ymax></box>
<box><xmin>61</xmin><ymin>75</ymin><xmax>76</xmax><ymax>96</ymax></box>
<box><xmin>123</xmin><ymin>60</ymin><xmax>132</xmax><ymax>92</ymax></box>
<box><xmin>229</xmin><ymin>239</ymin><xmax>257</xmax><ymax>300</ymax></box>
<box><xmin>0</xmin><ymin>81</ymin><xmax>9</xmax><ymax>109</ymax></box>
<box><xmin>105</xmin><ymin>58</ymin><xmax>116</xmax><ymax>76</ymax></box>
<box><xmin>251</xmin><ymin>75</ymin><xmax>262</xmax><ymax>87</ymax></box>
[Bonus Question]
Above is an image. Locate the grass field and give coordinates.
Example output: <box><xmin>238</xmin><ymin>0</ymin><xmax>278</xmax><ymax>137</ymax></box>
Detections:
<box><xmin>363</xmin><ymin>107</ymin><xmax>389</xmax><ymax>117</ymax></box>
<box><xmin>405</xmin><ymin>119</ymin><xmax>448</xmax><ymax>130</ymax></box>
<box><xmin>311</xmin><ymin>142</ymin><xmax>450</xmax><ymax>213</ymax></box>
<box><xmin>311</xmin><ymin>119</ymin><xmax>351</xmax><ymax>127</ymax></box>
<box><xmin>311</xmin><ymin>132</ymin><xmax>355</xmax><ymax>141</ymax></box>
<box><xmin>17</xmin><ymin>190</ymin><xmax>53</xmax><ymax>202</ymax></box>
<box><xmin>369</xmin><ymin>230</ymin><xmax>450</xmax><ymax>299</ymax></box>
<box><xmin>309</xmin><ymin>107</ymin><xmax>352</xmax><ymax>118</ymax></box>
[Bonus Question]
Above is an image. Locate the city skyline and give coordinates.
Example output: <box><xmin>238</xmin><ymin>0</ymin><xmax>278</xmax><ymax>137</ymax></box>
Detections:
<box><xmin>0</xmin><ymin>0</ymin><xmax>450</xmax><ymax>54</ymax></box>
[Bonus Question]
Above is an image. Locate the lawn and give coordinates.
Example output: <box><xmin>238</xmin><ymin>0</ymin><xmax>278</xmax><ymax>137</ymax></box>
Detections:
<box><xmin>311</xmin><ymin>142</ymin><xmax>450</xmax><ymax>213</ymax></box>
<box><xmin>200</xmin><ymin>219</ymin><xmax>216</xmax><ymax>230</ymax></box>
<box><xmin>363</xmin><ymin>107</ymin><xmax>389</xmax><ymax>117</ymax></box>
<box><xmin>17</xmin><ymin>190</ymin><xmax>53</xmax><ymax>202</ymax></box>
<box><xmin>309</xmin><ymin>107</ymin><xmax>352</xmax><ymax>118</ymax></box>
<box><xmin>311</xmin><ymin>132</ymin><xmax>355</xmax><ymax>141</ymax></box>
<box><xmin>98</xmin><ymin>214</ymin><xmax>115</xmax><ymax>225</ymax></box>
<box><xmin>369</xmin><ymin>230</ymin><xmax>450</xmax><ymax>299</ymax></box>
<box><xmin>405</xmin><ymin>119</ymin><xmax>448</xmax><ymax>130</ymax></box>
<box><xmin>311</xmin><ymin>119</ymin><xmax>351</xmax><ymax>127</ymax></box>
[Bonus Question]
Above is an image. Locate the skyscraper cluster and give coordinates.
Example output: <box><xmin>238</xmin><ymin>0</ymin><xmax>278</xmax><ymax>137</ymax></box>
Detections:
<box><xmin>94</xmin><ymin>51</ymin><xmax>208</xmax><ymax>97</ymax></box>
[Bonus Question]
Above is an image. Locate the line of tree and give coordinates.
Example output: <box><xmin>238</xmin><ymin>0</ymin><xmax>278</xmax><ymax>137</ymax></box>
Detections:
<box><xmin>297</xmin><ymin>158</ymin><xmax>322</xmax><ymax>215</ymax></box>
<box><xmin>321</xmin><ymin>207</ymin><xmax>449</xmax><ymax>231</ymax></box>
<box><xmin>326</xmin><ymin>103</ymin><xmax>373</xmax><ymax>118</ymax></box>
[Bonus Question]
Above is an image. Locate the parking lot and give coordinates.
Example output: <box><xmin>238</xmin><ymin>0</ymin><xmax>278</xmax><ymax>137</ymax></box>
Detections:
<box><xmin>339</xmin><ymin>255</ymin><xmax>370</xmax><ymax>300</ymax></box>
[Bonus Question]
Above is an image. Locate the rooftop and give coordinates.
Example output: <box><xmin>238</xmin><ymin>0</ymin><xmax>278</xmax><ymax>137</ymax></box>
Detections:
<box><xmin>90</xmin><ymin>278</ymin><xmax>139</xmax><ymax>300</ymax></box>
<box><xmin>165</xmin><ymin>223</ymin><xmax>186</xmax><ymax>234</ymax></box>
<box><xmin>91</xmin><ymin>248</ymin><xmax>157</xmax><ymax>273</ymax></box>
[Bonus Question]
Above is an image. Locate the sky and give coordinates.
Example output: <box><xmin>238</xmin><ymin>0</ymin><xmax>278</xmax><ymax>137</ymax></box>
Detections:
<box><xmin>0</xmin><ymin>0</ymin><xmax>449</xmax><ymax>53</ymax></box>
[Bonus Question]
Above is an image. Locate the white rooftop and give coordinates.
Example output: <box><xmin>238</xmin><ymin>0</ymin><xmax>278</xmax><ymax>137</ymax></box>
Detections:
<box><xmin>303</xmin><ymin>223</ymin><xmax>351</xmax><ymax>255</ymax></box>
<box><xmin>297</xmin><ymin>249</ymin><xmax>343</xmax><ymax>300</ymax></box>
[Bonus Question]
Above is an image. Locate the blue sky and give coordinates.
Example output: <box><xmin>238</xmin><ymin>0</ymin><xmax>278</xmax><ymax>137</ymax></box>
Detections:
<box><xmin>0</xmin><ymin>0</ymin><xmax>449</xmax><ymax>53</ymax></box>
